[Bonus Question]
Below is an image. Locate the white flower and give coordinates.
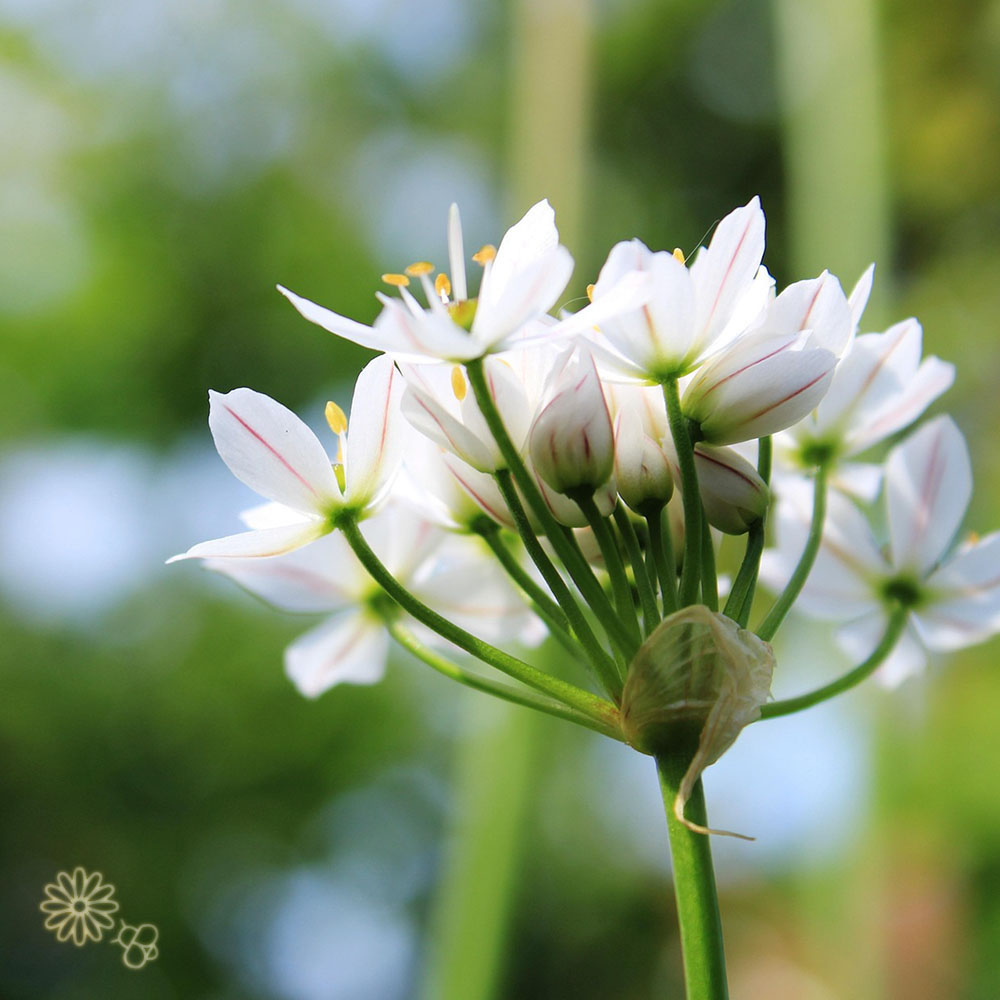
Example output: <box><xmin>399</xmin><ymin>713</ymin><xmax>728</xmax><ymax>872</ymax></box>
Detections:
<box><xmin>762</xmin><ymin>417</ymin><xmax>1000</xmax><ymax>684</ymax></box>
<box><xmin>278</xmin><ymin>201</ymin><xmax>574</xmax><ymax>363</ymax></box>
<box><xmin>206</xmin><ymin>506</ymin><xmax>541</xmax><ymax>696</ymax></box>
<box><xmin>168</xmin><ymin>355</ymin><xmax>404</xmax><ymax>562</ymax></box>
<box><xmin>587</xmin><ymin>198</ymin><xmax>770</xmax><ymax>380</ymax></box>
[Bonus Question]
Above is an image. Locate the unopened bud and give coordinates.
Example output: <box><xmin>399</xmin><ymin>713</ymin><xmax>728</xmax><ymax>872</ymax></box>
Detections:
<box><xmin>622</xmin><ymin>605</ymin><xmax>774</xmax><ymax>836</ymax></box>
<box><xmin>695</xmin><ymin>443</ymin><xmax>769</xmax><ymax>535</ymax></box>
<box><xmin>529</xmin><ymin>349</ymin><xmax>614</xmax><ymax>494</ymax></box>
<box><xmin>614</xmin><ymin>406</ymin><xmax>674</xmax><ymax>511</ymax></box>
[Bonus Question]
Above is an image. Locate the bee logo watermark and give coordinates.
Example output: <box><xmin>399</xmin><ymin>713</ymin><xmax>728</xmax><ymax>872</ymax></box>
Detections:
<box><xmin>40</xmin><ymin>867</ymin><xmax>159</xmax><ymax>970</ymax></box>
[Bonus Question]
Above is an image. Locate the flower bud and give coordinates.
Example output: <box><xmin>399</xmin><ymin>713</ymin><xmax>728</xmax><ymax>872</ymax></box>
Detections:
<box><xmin>614</xmin><ymin>405</ymin><xmax>674</xmax><ymax>511</ymax></box>
<box><xmin>529</xmin><ymin>349</ymin><xmax>615</xmax><ymax>494</ymax></box>
<box><xmin>694</xmin><ymin>443</ymin><xmax>769</xmax><ymax>534</ymax></box>
<box><xmin>622</xmin><ymin>605</ymin><xmax>774</xmax><ymax>835</ymax></box>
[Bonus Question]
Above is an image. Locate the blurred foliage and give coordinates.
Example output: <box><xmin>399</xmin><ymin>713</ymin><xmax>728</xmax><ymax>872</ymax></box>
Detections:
<box><xmin>3</xmin><ymin>0</ymin><xmax>1000</xmax><ymax>997</ymax></box>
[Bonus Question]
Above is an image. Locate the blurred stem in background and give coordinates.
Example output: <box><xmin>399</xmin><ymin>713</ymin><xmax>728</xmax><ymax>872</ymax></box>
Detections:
<box><xmin>772</xmin><ymin>0</ymin><xmax>890</xmax><ymax>312</ymax></box>
<box><xmin>419</xmin><ymin>2</ymin><xmax>592</xmax><ymax>999</ymax></box>
<box><xmin>771</xmin><ymin>1</ymin><xmax>890</xmax><ymax>997</ymax></box>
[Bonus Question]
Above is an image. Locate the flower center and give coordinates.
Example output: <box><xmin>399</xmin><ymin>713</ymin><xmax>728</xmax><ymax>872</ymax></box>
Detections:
<box><xmin>881</xmin><ymin>575</ymin><xmax>924</xmax><ymax>609</ymax></box>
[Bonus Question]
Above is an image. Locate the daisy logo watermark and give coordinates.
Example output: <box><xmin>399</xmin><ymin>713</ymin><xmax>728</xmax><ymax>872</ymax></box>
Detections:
<box><xmin>39</xmin><ymin>867</ymin><xmax>159</xmax><ymax>970</ymax></box>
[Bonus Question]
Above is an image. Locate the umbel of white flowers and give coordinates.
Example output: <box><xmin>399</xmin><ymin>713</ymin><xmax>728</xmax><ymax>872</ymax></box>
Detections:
<box><xmin>171</xmin><ymin>197</ymin><xmax>1000</xmax><ymax>832</ymax></box>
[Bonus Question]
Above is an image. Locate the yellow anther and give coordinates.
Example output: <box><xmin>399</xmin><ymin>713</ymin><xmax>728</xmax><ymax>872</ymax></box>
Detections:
<box><xmin>405</xmin><ymin>261</ymin><xmax>435</xmax><ymax>277</ymax></box>
<box><xmin>968</xmin><ymin>530</ymin><xmax>981</xmax><ymax>544</ymax></box>
<box><xmin>325</xmin><ymin>400</ymin><xmax>348</xmax><ymax>435</ymax></box>
<box><xmin>672</xmin><ymin>247</ymin><xmax>686</xmax><ymax>263</ymax></box>
<box><xmin>381</xmin><ymin>272</ymin><xmax>410</xmax><ymax>287</ymax></box>
<box><xmin>586</xmin><ymin>283</ymin><xmax>595</xmax><ymax>302</ymax></box>
<box><xmin>450</xmin><ymin>365</ymin><xmax>467</xmax><ymax>401</ymax></box>
<box><xmin>435</xmin><ymin>272</ymin><xmax>452</xmax><ymax>298</ymax></box>
<box><xmin>472</xmin><ymin>244</ymin><xmax>496</xmax><ymax>265</ymax></box>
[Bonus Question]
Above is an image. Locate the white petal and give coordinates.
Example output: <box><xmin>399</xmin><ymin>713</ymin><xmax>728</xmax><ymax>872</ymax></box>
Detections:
<box><xmin>604</xmin><ymin>252</ymin><xmax>697</xmax><ymax>370</ymax></box>
<box><xmin>847</xmin><ymin>264</ymin><xmax>875</xmax><ymax>331</ymax></box>
<box><xmin>767</xmin><ymin>272</ymin><xmax>853</xmax><ymax>356</ymax></box>
<box><xmin>592</xmin><ymin>239</ymin><xmax>653</xmax><ymax>296</ymax></box>
<box><xmin>205</xmin><ymin>532</ymin><xmax>359</xmax><ymax>612</ymax></box>
<box><xmin>167</xmin><ymin>520</ymin><xmax>327</xmax><ymax>562</ymax></box>
<box><xmin>239</xmin><ymin>501</ymin><xmax>313</xmax><ymax>530</ymax></box>
<box><xmin>887</xmin><ymin>415</ymin><xmax>971</xmax><ymax>574</ymax></box>
<box><xmin>917</xmin><ymin>532</ymin><xmax>1000</xmax><ymax>649</ymax></box>
<box><xmin>359</xmin><ymin>504</ymin><xmax>443</xmax><ymax>581</ymax></box>
<box><xmin>278</xmin><ymin>285</ymin><xmax>393</xmax><ymax>354</ymax></box>
<box><xmin>485</xmin><ymin>199</ymin><xmax>559</xmax><ymax>302</ymax></box>
<box><xmin>846</xmin><ymin>355</ymin><xmax>955</xmax><ymax>456</ymax></box>
<box><xmin>448</xmin><ymin>203</ymin><xmax>468</xmax><ymax>301</ymax></box>
<box><xmin>831</xmin><ymin>462</ymin><xmax>883</xmax><ymax>502</ymax></box>
<box><xmin>760</xmin><ymin>482</ymin><xmax>884</xmax><ymax>619</ymax></box>
<box><xmin>473</xmin><ymin>246</ymin><xmax>574</xmax><ymax>350</ymax></box>
<box><xmin>441</xmin><ymin>453</ymin><xmax>516</xmax><ymax>528</ymax></box>
<box><xmin>285</xmin><ymin>612</ymin><xmax>389</xmax><ymax>696</ymax></box>
<box><xmin>690</xmin><ymin>197</ymin><xmax>766</xmax><ymax>351</ymax></box>
<box><xmin>691</xmin><ymin>346</ymin><xmax>837</xmax><ymax>444</ymax></box>
<box><xmin>836</xmin><ymin>613</ymin><xmax>927</xmax><ymax>688</ymax></box>
<box><xmin>813</xmin><ymin>320</ymin><xmax>922</xmax><ymax>436</ymax></box>
<box><xmin>464</xmin><ymin>356</ymin><xmax>533</xmax><ymax>455</ymax></box>
<box><xmin>373</xmin><ymin>295</ymin><xmax>477</xmax><ymax>362</ymax></box>
<box><xmin>559</xmin><ymin>268</ymin><xmax>654</xmax><ymax>336</ymax></box>
<box><xmin>208</xmin><ymin>388</ymin><xmax>341</xmax><ymax>513</ymax></box>
<box><xmin>412</xmin><ymin>538</ymin><xmax>538</xmax><ymax>643</ymax></box>
<box><xmin>402</xmin><ymin>384</ymin><xmax>498</xmax><ymax>471</ymax></box>
<box><xmin>343</xmin><ymin>355</ymin><xmax>406</xmax><ymax>508</ymax></box>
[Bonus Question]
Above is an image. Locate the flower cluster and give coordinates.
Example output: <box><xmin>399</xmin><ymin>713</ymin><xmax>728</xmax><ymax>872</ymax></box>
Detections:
<box><xmin>171</xmin><ymin>198</ymin><xmax>1000</xmax><ymax>825</ymax></box>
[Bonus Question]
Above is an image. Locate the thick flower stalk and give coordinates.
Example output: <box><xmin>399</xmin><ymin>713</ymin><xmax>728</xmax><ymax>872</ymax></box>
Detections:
<box><xmin>170</xmin><ymin>196</ymin><xmax>1000</xmax><ymax>1000</ymax></box>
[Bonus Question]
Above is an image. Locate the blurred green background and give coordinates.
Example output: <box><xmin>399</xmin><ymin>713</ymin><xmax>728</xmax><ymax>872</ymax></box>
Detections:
<box><xmin>3</xmin><ymin>0</ymin><xmax>1000</xmax><ymax>997</ymax></box>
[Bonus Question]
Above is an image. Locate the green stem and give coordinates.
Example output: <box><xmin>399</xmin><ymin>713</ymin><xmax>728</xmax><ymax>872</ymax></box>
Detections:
<box><xmin>756</xmin><ymin>463</ymin><xmax>829</xmax><ymax>642</ymax></box>
<box><xmin>723</xmin><ymin>522</ymin><xmax>764</xmax><ymax>627</ymax></box>
<box><xmin>571</xmin><ymin>492</ymin><xmax>641</xmax><ymax>652</ymax></box>
<box><xmin>700</xmin><ymin>518</ymin><xmax>718</xmax><ymax>613</ymax></box>
<box><xmin>663</xmin><ymin>378</ymin><xmax>703</xmax><ymax>606</ymax></box>
<box><xmin>340</xmin><ymin>517</ymin><xmax>621</xmax><ymax>732</ymax></box>
<box><xmin>759</xmin><ymin>608</ymin><xmax>908</xmax><ymax>720</ymax></box>
<box><xmin>724</xmin><ymin>437</ymin><xmax>772</xmax><ymax>626</ymax></box>
<box><xmin>465</xmin><ymin>358</ymin><xmax>634</xmax><ymax>657</ymax></box>
<box><xmin>474</xmin><ymin>521</ymin><xmax>579</xmax><ymax>653</ymax></box>
<box><xmin>656</xmin><ymin>752</ymin><xmax>729</xmax><ymax>999</ymax></box>
<box><xmin>387</xmin><ymin>620</ymin><xmax>619</xmax><ymax>738</ymax></box>
<box><xmin>613</xmin><ymin>504</ymin><xmax>661</xmax><ymax>635</ymax></box>
<box><xmin>493</xmin><ymin>470</ymin><xmax>623</xmax><ymax>697</ymax></box>
<box><xmin>757</xmin><ymin>435</ymin><xmax>773</xmax><ymax>485</ymax></box>
<box><xmin>420</xmin><ymin>695</ymin><xmax>542</xmax><ymax>1000</ymax></box>
<box><xmin>646</xmin><ymin>503</ymin><xmax>678</xmax><ymax>614</ymax></box>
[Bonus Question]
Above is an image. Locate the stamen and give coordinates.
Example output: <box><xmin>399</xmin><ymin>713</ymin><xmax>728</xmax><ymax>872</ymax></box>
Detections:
<box><xmin>325</xmin><ymin>401</ymin><xmax>348</xmax><ymax>435</ymax></box>
<box><xmin>672</xmin><ymin>248</ymin><xmax>686</xmax><ymax>263</ymax></box>
<box><xmin>448</xmin><ymin>204</ymin><xmax>468</xmax><ymax>301</ymax></box>
<box><xmin>586</xmin><ymin>283</ymin><xmax>595</xmax><ymax>302</ymax></box>
<box><xmin>405</xmin><ymin>261</ymin><xmax>434</xmax><ymax>277</ymax></box>
<box><xmin>450</xmin><ymin>365</ymin><xmax>467</xmax><ymax>401</ymax></box>
<box><xmin>435</xmin><ymin>272</ymin><xmax>452</xmax><ymax>300</ymax></box>
<box><xmin>381</xmin><ymin>273</ymin><xmax>410</xmax><ymax>287</ymax></box>
<box><xmin>472</xmin><ymin>244</ymin><xmax>496</xmax><ymax>265</ymax></box>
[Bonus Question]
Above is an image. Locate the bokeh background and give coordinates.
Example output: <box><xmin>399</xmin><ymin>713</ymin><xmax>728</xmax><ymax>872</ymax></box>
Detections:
<box><xmin>3</xmin><ymin>0</ymin><xmax>1000</xmax><ymax>997</ymax></box>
